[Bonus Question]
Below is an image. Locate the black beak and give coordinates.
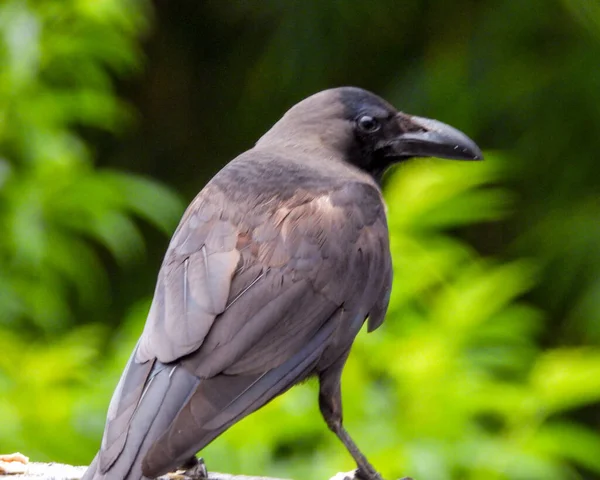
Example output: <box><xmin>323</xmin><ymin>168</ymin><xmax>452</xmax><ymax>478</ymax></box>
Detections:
<box><xmin>387</xmin><ymin>113</ymin><xmax>483</xmax><ymax>161</ymax></box>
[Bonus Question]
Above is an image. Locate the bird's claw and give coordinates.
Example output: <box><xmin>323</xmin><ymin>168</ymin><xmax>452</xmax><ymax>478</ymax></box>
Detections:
<box><xmin>354</xmin><ymin>467</ymin><xmax>384</xmax><ymax>480</ymax></box>
<box><xmin>166</xmin><ymin>457</ymin><xmax>208</xmax><ymax>480</ymax></box>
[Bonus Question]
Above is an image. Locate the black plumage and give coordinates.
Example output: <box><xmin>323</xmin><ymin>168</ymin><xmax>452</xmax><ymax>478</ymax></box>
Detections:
<box><xmin>83</xmin><ymin>87</ymin><xmax>482</xmax><ymax>480</ymax></box>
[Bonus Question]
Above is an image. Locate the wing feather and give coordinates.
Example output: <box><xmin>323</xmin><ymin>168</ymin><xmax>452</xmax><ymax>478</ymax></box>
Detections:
<box><xmin>108</xmin><ymin>178</ymin><xmax>392</xmax><ymax>477</ymax></box>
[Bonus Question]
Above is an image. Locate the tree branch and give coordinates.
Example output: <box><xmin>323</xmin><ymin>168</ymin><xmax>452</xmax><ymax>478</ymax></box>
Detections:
<box><xmin>0</xmin><ymin>460</ymin><xmax>363</xmax><ymax>480</ymax></box>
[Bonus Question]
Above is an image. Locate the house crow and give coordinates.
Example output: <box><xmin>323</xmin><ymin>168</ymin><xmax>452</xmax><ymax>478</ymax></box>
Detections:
<box><xmin>82</xmin><ymin>87</ymin><xmax>482</xmax><ymax>480</ymax></box>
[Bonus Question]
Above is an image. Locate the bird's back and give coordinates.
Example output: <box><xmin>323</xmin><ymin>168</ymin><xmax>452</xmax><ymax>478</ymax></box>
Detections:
<box><xmin>83</xmin><ymin>146</ymin><xmax>393</xmax><ymax>480</ymax></box>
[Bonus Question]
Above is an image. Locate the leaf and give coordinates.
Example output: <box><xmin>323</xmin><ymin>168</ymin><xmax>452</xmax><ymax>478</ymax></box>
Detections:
<box><xmin>534</xmin><ymin>421</ymin><xmax>600</xmax><ymax>473</ymax></box>
<box><xmin>101</xmin><ymin>171</ymin><xmax>184</xmax><ymax>235</ymax></box>
<box><xmin>531</xmin><ymin>348</ymin><xmax>600</xmax><ymax>414</ymax></box>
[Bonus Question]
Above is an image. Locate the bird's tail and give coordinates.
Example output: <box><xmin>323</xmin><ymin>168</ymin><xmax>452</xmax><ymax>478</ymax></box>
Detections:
<box><xmin>82</xmin><ymin>350</ymin><xmax>199</xmax><ymax>480</ymax></box>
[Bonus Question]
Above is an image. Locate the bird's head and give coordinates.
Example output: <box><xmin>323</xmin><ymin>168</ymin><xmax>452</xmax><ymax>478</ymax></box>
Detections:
<box><xmin>257</xmin><ymin>86</ymin><xmax>483</xmax><ymax>181</ymax></box>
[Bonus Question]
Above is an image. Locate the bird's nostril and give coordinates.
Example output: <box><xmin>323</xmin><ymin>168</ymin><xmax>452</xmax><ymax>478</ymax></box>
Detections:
<box><xmin>397</xmin><ymin>114</ymin><xmax>428</xmax><ymax>133</ymax></box>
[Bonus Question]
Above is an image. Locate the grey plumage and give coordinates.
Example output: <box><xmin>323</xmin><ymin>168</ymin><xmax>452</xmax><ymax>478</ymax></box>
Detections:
<box><xmin>83</xmin><ymin>87</ymin><xmax>482</xmax><ymax>480</ymax></box>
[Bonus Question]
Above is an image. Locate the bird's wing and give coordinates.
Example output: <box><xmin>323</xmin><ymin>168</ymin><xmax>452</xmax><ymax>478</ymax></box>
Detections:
<box><xmin>97</xmin><ymin>178</ymin><xmax>392</xmax><ymax>478</ymax></box>
<box><xmin>142</xmin><ymin>179</ymin><xmax>392</xmax><ymax>475</ymax></box>
<box><xmin>137</xmin><ymin>179</ymin><xmax>391</xmax><ymax>372</ymax></box>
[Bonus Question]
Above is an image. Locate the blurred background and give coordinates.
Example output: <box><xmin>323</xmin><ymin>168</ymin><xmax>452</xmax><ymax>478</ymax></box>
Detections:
<box><xmin>1</xmin><ymin>1</ymin><xmax>600</xmax><ymax>479</ymax></box>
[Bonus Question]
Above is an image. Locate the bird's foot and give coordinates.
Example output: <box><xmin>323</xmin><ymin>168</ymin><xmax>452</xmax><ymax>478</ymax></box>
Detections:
<box><xmin>166</xmin><ymin>457</ymin><xmax>208</xmax><ymax>480</ymax></box>
<box><xmin>333</xmin><ymin>467</ymin><xmax>412</xmax><ymax>480</ymax></box>
<box><xmin>355</xmin><ymin>466</ymin><xmax>384</xmax><ymax>480</ymax></box>
<box><xmin>184</xmin><ymin>457</ymin><xmax>208</xmax><ymax>479</ymax></box>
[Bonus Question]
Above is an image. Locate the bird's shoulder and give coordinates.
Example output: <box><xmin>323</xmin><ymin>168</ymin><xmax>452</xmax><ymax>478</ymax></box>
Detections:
<box><xmin>168</xmin><ymin>149</ymin><xmax>389</xmax><ymax>270</ymax></box>
<box><xmin>210</xmin><ymin>148</ymin><xmax>380</xmax><ymax>206</ymax></box>
<box><xmin>136</xmin><ymin>150</ymin><xmax>392</xmax><ymax>364</ymax></box>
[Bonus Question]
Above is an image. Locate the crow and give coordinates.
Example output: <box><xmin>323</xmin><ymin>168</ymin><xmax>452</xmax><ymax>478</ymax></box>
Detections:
<box><xmin>83</xmin><ymin>87</ymin><xmax>482</xmax><ymax>480</ymax></box>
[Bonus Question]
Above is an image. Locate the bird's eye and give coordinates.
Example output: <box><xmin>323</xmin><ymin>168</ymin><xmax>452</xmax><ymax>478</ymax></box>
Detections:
<box><xmin>356</xmin><ymin>115</ymin><xmax>380</xmax><ymax>133</ymax></box>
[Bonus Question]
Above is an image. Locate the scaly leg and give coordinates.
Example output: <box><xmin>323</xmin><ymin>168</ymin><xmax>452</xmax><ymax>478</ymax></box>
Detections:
<box><xmin>319</xmin><ymin>357</ymin><xmax>383</xmax><ymax>480</ymax></box>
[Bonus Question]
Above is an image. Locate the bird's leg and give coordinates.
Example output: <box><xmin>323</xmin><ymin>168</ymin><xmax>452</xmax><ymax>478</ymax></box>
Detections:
<box><xmin>319</xmin><ymin>365</ymin><xmax>383</xmax><ymax>480</ymax></box>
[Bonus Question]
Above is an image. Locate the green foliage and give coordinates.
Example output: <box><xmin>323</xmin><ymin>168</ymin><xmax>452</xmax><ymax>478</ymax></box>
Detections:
<box><xmin>1</xmin><ymin>1</ymin><xmax>600</xmax><ymax>480</ymax></box>
<box><xmin>0</xmin><ymin>0</ymin><xmax>180</xmax><ymax>332</ymax></box>
<box><xmin>0</xmin><ymin>0</ymin><xmax>182</xmax><ymax>462</ymax></box>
